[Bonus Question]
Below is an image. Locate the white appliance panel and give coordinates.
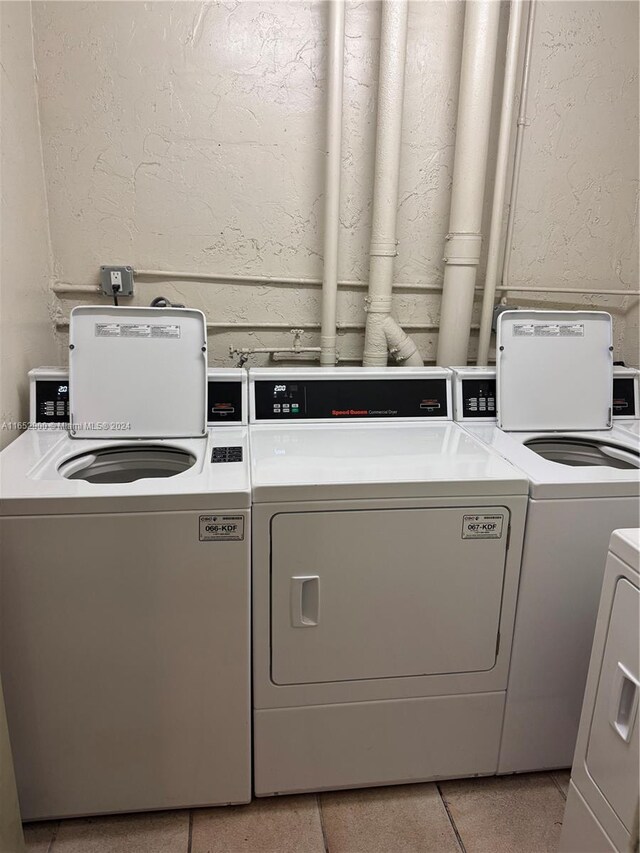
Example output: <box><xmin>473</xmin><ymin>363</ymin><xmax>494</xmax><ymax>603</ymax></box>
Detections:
<box><xmin>270</xmin><ymin>507</ymin><xmax>508</xmax><ymax>685</ymax></box>
<box><xmin>584</xmin><ymin>577</ymin><xmax>639</xmax><ymax>833</ymax></box>
<box><xmin>1</xmin><ymin>510</ymin><xmax>251</xmax><ymax>819</ymax></box>
<box><xmin>498</xmin><ymin>496</ymin><xmax>640</xmax><ymax>773</ymax></box>
<box><xmin>69</xmin><ymin>306</ymin><xmax>207</xmax><ymax>439</ymax></box>
<box><xmin>254</xmin><ymin>693</ymin><xmax>504</xmax><ymax>796</ymax></box>
<box><xmin>496</xmin><ymin>310</ymin><xmax>613</xmax><ymax>432</ymax></box>
<box><xmin>560</xmin><ymin>783</ymin><xmax>617</xmax><ymax>853</ymax></box>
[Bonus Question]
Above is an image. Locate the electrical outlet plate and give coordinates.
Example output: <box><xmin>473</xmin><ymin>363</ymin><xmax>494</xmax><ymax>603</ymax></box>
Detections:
<box><xmin>100</xmin><ymin>265</ymin><xmax>134</xmax><ymax>297</ymax></box>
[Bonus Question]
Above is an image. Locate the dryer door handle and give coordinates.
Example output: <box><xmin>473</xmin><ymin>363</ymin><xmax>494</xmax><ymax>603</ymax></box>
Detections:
<box><xmin>290</xmin><ymin>576</ymin><xmax>320</xmax><ymax>628</ymax></box>
<box><xmin>609</xmin><ymin>661</ymin><xmax>639</xmax><ymax>743</ymax></box>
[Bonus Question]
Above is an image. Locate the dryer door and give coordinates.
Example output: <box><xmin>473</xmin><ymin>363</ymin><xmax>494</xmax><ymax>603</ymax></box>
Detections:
<box><xmin>585</xmin><ymin>576</ymin><xmax>639</xmax><ymax>833</ymax></box>
<box><xmin>270</xmin><ymin>506</ymin><xmax>509</xmax><ymax>685</ymax></box>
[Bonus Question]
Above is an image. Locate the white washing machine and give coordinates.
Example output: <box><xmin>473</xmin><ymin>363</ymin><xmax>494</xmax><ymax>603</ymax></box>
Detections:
<box><xmin>452</xmin><ymin>311</ymin><xmax>640</xmax><ymax>774</ymax></box>
<box><xmin>249</xmin><ymin>367</ymin><xmax>529</xmax><ymax>796</ymax></box>
<box><xmin>0</xmin><ymin>307</ymin><xmax>251</xmax><ymax>820</ymax></box>
<box><xmin>559</xmin><ymin>529</ymin><xmax>639</xmax><ymax>853</ymax></box>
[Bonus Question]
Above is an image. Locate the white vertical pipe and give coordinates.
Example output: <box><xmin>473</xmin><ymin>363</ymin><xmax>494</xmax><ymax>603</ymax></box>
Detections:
<box><xmin>320</xmin><ymin>0</ymin><xmax>345</xmax><ymax>366</ymax></box>
<box><xmin>363</xmin><ymin>0</ymin><xmax>411</xmax><ymax>367</ymax></box>
<box><xmin>436</xmin><ymin>0</ymin><xmax>501</xmax><ymax>367</ymax></box>
<box><xmin>501</xmin><ymin>0</ymin><xmax>537</xmax><ymax>294</ymax></box>
<box><xmin>476</xmin><ymin>0</ymin><xmax>525</xmax><ymax>366</ymax></box>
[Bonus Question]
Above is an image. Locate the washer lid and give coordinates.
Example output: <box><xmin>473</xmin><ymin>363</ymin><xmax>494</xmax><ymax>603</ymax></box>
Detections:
<box><xmin>69</xmin><ymin>306</ymin><xmax>207</xmax><ymax>439</ymax></box>
<box><xmin>496</xmin><ymin>310</ymin><xmax>613</xmax><ymax>431</ymax></box>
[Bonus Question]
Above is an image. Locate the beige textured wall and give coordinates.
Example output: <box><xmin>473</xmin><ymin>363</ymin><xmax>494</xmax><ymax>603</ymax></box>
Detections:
<box><xmin>21</xmin><ymin>1</ymin><xmax>640</xmax><ymax>366</ymax></box>
<box><xmin>0</xmin><ymin>1</ymin><xmax>57</xmax><ymax>450</ymax></box>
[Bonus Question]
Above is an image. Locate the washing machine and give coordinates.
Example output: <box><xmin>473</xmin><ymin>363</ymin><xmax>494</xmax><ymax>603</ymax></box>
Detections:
<box><xmin>452</xmin><ymin>310</ymin><xmax>640</xmax><ymax>774</ymax></box>
<box><xmin>249</xmin><ymin>367</ymin><xmax>529</xmax><ymax>796</ymax></box>
<box><xmin>0</xmin><ymin>306</ymin><xmax>251</xmax><ymax>820</ymax></box>
<box><xmin>559</xmin><ymin>528</ymin><xmax>639</xmax><ymax>853</ymax></box>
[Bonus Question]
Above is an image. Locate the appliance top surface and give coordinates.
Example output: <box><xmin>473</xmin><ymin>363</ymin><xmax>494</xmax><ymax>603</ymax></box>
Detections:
<box><xmin>609</xmin><ymin>528</ymin><xmax>640</xmax><ymax>575</ymax></box>
<box><xmin>462</xmin><ymin>423</ymin><xmax>640</xmax><ymax>498</ymax></box>
<box><xmin>249</xmin><ymin>421</ymin><xmax>528</xmax><ymax>502</ymax></box>
<box><xmin>615</xmin><ymin>420</ymin><xmax>640</xmax><ymax>435</ymax></box>
<box><xmin>0</xmin><ymin>426</ymin><xmax>250</xmax><ymax>511</ymax></box>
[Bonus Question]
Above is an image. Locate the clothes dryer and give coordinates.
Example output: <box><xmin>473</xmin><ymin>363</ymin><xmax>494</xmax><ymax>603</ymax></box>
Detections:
<box><xmin>452</xmin><ymin>311</ymin><xmax>640</xmax><ymax>774</ymax></box>
<box><xmin>249</xmin><ymin>367</ymin><xmax>529</xmax><ymax>796</ymax></box>
<box><xmin>559</xmin><ymin>529</ymin><xmax>639</xmax><ymax>853</ymax></box>
<box><xmin>0</xmin><ymin>307</ymin><xmax>251</xmax><ymax>819</ymax></box>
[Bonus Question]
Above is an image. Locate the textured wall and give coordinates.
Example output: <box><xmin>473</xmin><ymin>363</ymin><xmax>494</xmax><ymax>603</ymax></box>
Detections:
<box><xmin>0</xmin><ymin>2</ymin><xmax>57</xmax><ymax>450</ymax></box>
<box><xmin>508</xmin><ymin>0</ymin><xmax>639</xmax><ymax>365</ymax></box>
<box><xmin>27</xmin><ymin>0</ymin><xmax>640</xmax><ymax>366</ymax></box>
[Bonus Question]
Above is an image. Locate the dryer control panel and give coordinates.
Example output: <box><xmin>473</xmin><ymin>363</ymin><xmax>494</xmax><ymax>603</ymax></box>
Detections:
<box><xmin>251</xmin><ymin>369</ymin><xmax>451</xmax><ymax>422</ymax></box>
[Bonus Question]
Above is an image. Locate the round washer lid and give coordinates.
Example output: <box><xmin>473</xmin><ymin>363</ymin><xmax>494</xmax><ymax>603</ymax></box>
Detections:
<box><xmin>69</xmin><ymin>306</ymin><xmax>207</xmax><ymax>439</ymax></box>
<box><xmin>496</xmin><ymin>310</ymin><xmax>613</xmax><ymax>432</ymax></box>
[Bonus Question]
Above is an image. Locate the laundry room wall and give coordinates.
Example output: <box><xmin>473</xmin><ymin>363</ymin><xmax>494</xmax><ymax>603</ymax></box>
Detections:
<box><xmin>17</xmin><ymin>1</ymin><xmax>640</xmax><ymax>367</ymax></box>
<box><xmin>0</xmin><ymin>1</ymin><xmax>57</xmax><ymax>450</ymax></box>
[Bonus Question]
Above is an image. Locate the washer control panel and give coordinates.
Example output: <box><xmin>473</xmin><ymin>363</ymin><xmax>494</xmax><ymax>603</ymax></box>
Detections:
<box><xmin>35</xmin><ymin>379</ymin><xmax>70</xmax><ymax>424</ymax></box>
<box><xmin>253</xmin><ymin>377</ymin><xmax>449</xmax><ymax>421</ymax></box>
<box><xmin>453</xmin><ymin>365</ymin><xmax>639</xmax><ymax>423</ymax></box>
<box><xmin>460</xmin><ymin>378</ymin><xmax>497</xmax><ymax>418</ymax></box>
<box><xmin>207</xmin><ymin>381</ymin><xmax>243</xmax><ymax>423</ymax></box>
<box><xmin>613</xmin><ymin>376</ymin><xmax>637</xmax><ymax>418</ymax></box>
<box><xmin>29</xmin><ymin>369</ymin><xmax>247</xmax><ymax>426</ymax></box>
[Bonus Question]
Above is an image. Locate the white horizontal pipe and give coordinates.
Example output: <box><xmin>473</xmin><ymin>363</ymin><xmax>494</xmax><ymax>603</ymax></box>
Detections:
<box><xmin>496</xmin><ymin>286</ymin><xmax>639</xmax><ymax>296</ymax></box>
<box><xmin>52</xmin><ymin>282</ymin><xmax>639</xmax><ymax>299</ymax></box>
<box><xmin>55</xmin><ymin>318</ymin><xmax>480</xmax><ymax>332</ymax></box>
<box><xmin>231</xmin><ymin>347</ymin><xmax>322</xmax><ymax>354</ymax></box>
<box><xmin>320</xmin><ymin>0</ymin><xmax>345</xmax><ymax>365</ymax></box>
<box><xmin>436</xmin><ymin>0</ymin><xmax>501</xmax><ymax>367</ymax></box>
<box><xmin>52</xmin><ymin>279</ymin><xmax>446</xmax><ymax>293</ymax></box>
<box><xmin>477</xmin><ymin>0</ymin><xmax>524</xmax><ymax>366</ymax></box>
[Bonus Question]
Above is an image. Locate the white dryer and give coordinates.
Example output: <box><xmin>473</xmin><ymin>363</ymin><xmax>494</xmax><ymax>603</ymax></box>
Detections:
<box><xmin>249</xmin><ymin>367</ymin><xmax>529</xmax><ymax>796</ymax></box>
<box><xmin>559</xmin><ymin>529</ymin><xmax>639</xmax><ymax>853</ymax></box>
<box><xmin>452</xmin><ymin>311</ymin><xmax>640</xmax><ymax>774</ymax></box>
<box><xmin>0</xmin><ymin>307</ymin><xmax>251</xmax><ymax>819</ymax></box>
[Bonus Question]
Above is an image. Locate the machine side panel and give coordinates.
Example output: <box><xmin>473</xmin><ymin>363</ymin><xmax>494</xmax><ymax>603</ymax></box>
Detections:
<box><xmin>498</xmin><ymin>495</ymin><xmax>640</xmax><ymax>773</ymax></box>
<box><xmin>0</xmin><ymin>510</ymin><xmax>251</xmax><ymax>819</ymax></box>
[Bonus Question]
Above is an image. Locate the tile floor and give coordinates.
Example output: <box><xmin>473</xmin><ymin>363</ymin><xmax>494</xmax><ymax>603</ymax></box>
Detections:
<box><xmin>23</xmin><ymin>771</ymin><xmax>571</xmax><ymax>853</ymax></box>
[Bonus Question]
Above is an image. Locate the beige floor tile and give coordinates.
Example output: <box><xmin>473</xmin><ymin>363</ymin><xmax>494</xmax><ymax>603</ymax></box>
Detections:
<box><xmin>23</xmin><ymin>821</ymin><xmax>58</xmax><ymax>853</ymax></box>
<box><xmin>320</xmin><ymin>783</ymin><xmax>461</xmax><ymax>853</ymax></box>
<box><xmin>51</xmin><ymin>810</ymin><xmax>189</xmax><ymax>853</ymax></box>
<box><xmin>550</xmin><ymin>770</ymin><xmax>571</xmax><ymax>798</ymax></box>
<box><xmin>439</xmin><ymin>773</ymin><xmax>565</xmax><ymax>853</ymax></box>
<box><xmin>191</xmin><ymin>794</ymin><xmax>324</xmax><ymax>853</ymax></box>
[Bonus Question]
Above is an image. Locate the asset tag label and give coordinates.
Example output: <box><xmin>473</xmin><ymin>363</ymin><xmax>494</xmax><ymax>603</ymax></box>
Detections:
<box><xmin>199</xmin><ymin>515</ymin><xmax>245</xmax><ymax>541</ymax></box>
<box><xmin>462</xmin><ymin>514</ymin><xmax>504</xmax><ymax>539</ymax></box>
